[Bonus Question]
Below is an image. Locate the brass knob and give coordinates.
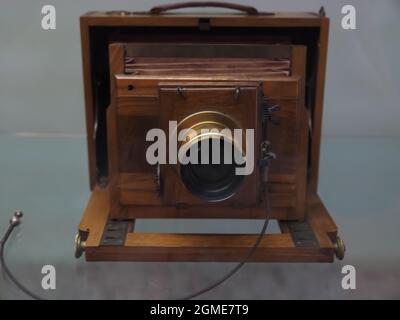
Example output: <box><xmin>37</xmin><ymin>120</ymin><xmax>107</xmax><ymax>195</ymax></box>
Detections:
<box><xmin>334</xmin><ymin>235</ymin><xmax>346</xmax><ymax>260</ymax></box>
<box><xmin>74</xmin><ymin>233</ymin><xmax>86</xmax><ymax>259</ymax></box>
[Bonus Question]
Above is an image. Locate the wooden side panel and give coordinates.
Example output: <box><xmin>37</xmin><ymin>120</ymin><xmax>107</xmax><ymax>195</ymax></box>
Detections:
<box><xmin>291</xmin><ymin>45</ymin><xmax>308</xmax><ymax>219</ymax></box>
<box><xmin>107</xmin><ymin>44</ymin><xmax>125</xmax><ymax>216</ymax></box>
<box><xmin>310</xmin><ymin>17</ymin><xmax>330</xmax><ymax>192</ymax></box>
<box><xmin>267</xmin><ymin>99</ymin><xmax>299</xmax><ymax>175</ymax></box>
<box><xmin>119</xmin><ymin>173</ymin><xmax>161</xmax><ymax>206</ymax></box>
<box><xmin>117</xmin><ymin>115</ymin><xmax>158</xmax><ymax>173</ymax></box>
<box><xmin>78</xmin><ymin>187</ymin><xmax>109</xmax><ymax>247</ymax></box>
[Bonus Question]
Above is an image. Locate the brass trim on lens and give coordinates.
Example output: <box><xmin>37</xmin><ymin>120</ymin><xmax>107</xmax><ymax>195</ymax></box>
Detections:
<box><xmin>177</xmin><ymin>110</ymin><xmax>245</xmax><ymax>149</ymax></box>
<box><xmin>177</xmin><ymin>132</ymin><xmax>244</xmax><ymax>165</ymax></box>
<box><xmin>175</xmin><ymin>111</ymin><xmax>246</xmax><ymax>201</ymax></box>
<box><xmin>177</xmin><ymin>111</ymin><xmax>239</xmax><ymax>133</ymax></box>
<box><xmin>176</xmin><ymin>111</ymin><xmax>246</xmax><ymax>166</ymax></box>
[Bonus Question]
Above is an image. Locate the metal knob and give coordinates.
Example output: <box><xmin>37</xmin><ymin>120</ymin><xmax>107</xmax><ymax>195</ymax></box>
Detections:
<box><xmin>334</xmin><ymin>235</ymin><xmax>346</xmax><ymax>260</ymax></box>
<box><xmin>10</xmin><ymin>210</ymin><xmax>23</xmax><ymax>227</ymax></box>
<box><xmin>74</xmin><ymin>233</ymin><xmax>86</xmax><ymax>259</ymax></box>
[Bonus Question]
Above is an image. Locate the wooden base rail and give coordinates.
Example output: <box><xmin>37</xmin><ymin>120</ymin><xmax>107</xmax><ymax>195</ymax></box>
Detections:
<box><xmin>76</xmin><ymin>187</ymin><xmax>345</xmax><ymax>262</ymax></box>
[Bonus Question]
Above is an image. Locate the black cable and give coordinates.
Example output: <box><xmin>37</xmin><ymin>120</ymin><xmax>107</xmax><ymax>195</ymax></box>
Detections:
<box><xmin>177</xmin><ymin>191</ymin><xmax>271</xmax><ymax>300</ymax></box>
<box><xmin>0</xmin><ymin>211</ymin><xmax>44</xmax><ymax>300</ymax></box>
<box><xmin>1</xmin><ymin>188</ymin><xmax>271</xmax><ymax>301</ymax></box>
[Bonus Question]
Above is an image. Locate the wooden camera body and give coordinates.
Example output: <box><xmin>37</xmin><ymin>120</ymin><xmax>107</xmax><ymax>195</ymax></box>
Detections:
<box><xmin>76</xmin><ymin>3</ymin><xmax>345</xmax><ymax>262</ymax></box>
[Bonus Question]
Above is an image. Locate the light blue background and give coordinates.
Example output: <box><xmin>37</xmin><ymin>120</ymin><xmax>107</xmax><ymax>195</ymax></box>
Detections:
<box><xmin>0</xmin><ymin>0</ymin><xmax>399</xmax><ymax>299</ymax></box>
<box><xmin>0</xmin><ymin>0</ymin><xmax>399</xmax><ymax>136</ymax></box>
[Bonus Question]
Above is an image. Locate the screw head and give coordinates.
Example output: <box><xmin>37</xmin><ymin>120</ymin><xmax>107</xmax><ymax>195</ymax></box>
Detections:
<box><xmin>14</xmin><ymin>210</ymin><xmax>24</xmax><ymax>218</ymax></box>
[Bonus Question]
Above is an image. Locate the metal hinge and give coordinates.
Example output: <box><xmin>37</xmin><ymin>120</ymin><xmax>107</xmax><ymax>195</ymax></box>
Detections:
<box><xmin>286</xmin><ymin>221</ymin><xmax>319</xmax><ymax>247</ymax></box>
<box><xmin>100</xmin><ymin>219</ymin><xmax>130</xmax><ymax>246</ymax></box>
<box><xmin>262</xmin><ymin>97</ymin><xmax>280</xmax><ymax>125</ymax></box>
<box><xmin>259</xmin><ymin>141</ymin><xmax>276</xmax><ymax>167</ymax></box>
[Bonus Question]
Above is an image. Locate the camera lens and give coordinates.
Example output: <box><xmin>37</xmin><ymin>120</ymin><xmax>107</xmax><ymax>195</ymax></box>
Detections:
<box><xmin>180</xmin><ymin>138</ymin><xmax>245</xmax><ymax>201</ymax></box>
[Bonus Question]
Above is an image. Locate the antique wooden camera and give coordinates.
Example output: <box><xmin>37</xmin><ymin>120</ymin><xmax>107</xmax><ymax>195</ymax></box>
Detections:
<box><xmin>75</xmin><ymin>2</ymin><xmax>345</xmax><ymax>262</ymax></box>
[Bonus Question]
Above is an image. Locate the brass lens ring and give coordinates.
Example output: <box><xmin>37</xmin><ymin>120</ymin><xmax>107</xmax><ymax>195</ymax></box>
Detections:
<box><xmin>176</xmin><ymin>111</ymin><xmax>246</xmax><ymax>201</ymax></box>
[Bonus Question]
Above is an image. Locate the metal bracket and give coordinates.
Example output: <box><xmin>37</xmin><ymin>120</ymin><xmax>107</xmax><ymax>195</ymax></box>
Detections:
<box><xmin>100</xmin><ymin>219</ymin><xmax>130</xmax><ymax>246</ymax></box>
<box><xmin>319</xmin><ymin>6</ymin><xmax>326</xmax><ymax>17</ymax></box>
<box><xmin>198</xmin><ymin>18</ymin><xmax>211</xmax><ymax>31</ymax></box>
<box><xmin>259</xmin><ymin>141</ymin><xmax>276</xmax><ymax>167</ymax></box>
<box><xmin>262</xmin><ymin>97</ymin><xmax>280</xmax><ymax>125</ymax></box>
<box><xmin>287</xmin><ymin>221</ymin><xmax>318</xmax><ymax>247</ymax></box>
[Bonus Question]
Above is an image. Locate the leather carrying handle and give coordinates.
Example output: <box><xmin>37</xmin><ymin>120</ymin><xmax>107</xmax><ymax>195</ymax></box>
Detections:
<box><xmin>150</xmin><ymin>1</ymin><xmax>259</xmax><ymax>15</ymax></box>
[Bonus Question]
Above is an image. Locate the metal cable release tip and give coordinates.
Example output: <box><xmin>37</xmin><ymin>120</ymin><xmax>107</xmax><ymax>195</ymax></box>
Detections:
<box><xmin>1</xmin><ymin>210</ymin><xmax>44</xmax><ymax>300</ymax></box>
<box><xmin>10</xmin><ymin>210</ymin><xmax>23</xmax><ymax>227</ymax></box>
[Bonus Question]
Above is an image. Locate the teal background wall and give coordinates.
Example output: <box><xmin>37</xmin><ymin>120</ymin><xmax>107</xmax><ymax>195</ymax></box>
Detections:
<box><xmin>0</xmin><ymin>0</ymin><xmax>399</xmax><ymax>136</ymax></box>
<box><xmin>0</xmin><ymin>1</ymin><xmax>399</xmax><ymax>299</ymax></box>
